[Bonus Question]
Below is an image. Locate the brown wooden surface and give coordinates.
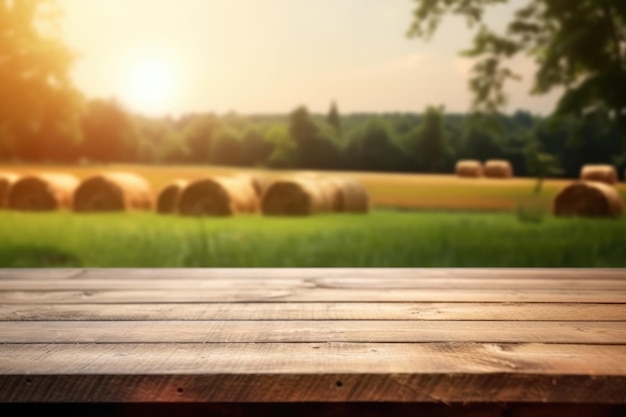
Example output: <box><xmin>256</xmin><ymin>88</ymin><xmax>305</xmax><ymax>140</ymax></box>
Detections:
<box><xmin>0</xmin><ymin>268</ymin><xmax>625</xmax><ymax>405</ymax></box>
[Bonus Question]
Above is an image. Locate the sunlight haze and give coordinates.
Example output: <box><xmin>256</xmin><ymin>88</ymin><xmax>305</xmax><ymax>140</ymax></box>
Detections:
<box><xmin>58</xmin><ymin>0</ymin><xmax>559</xmax><ymax>117</ymax></box>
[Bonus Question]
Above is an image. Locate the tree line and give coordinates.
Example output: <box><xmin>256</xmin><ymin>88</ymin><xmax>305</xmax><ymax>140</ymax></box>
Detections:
<box><xmin>1</xmin><ymin>97</ymin><xmax>622</xmax><ymax>180</ymax></box>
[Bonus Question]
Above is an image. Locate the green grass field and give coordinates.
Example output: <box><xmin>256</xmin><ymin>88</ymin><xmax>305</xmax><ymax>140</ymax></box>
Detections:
<box><xmin>1</xmin><ymin>210</ymin><xmax>624</xmax><ymax>267</ymax></box>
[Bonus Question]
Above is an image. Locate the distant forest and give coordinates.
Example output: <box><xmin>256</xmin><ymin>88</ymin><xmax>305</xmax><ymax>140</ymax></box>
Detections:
<box><xmin>2</xmin><ymin>98</ymin><xmax>623</xmax><ymax>180</ymax></box>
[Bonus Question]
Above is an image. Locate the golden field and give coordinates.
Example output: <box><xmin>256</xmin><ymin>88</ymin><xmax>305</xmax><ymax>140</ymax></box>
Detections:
<box><xmin>2</xmin><ymin>163</ymin><xmax>625</xmax><ymax>212</ymax></box>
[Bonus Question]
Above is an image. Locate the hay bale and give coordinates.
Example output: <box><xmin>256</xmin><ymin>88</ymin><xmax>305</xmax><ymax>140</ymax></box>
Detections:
<box><xmin>248</xmin><ymin>174</ymin><xmax>274</xmax><ymax>199</ymax></box>
<box><xmin>455</xmin><ymin>160</ymin><xmax>483</xmax><ymax>178</ymax></box>
<box><xmin>553</xmin><ymin>181</ymin><xmax>623</xmax><ymax>218</ymax></box>
<box><xmin>484</xmin><ymin>159</ymin><xmax>513</xmax><ymax>178</ymax></box>
<box><xmin>0</xmin><ymin>172</ymin><xmax>19</xmax><ymax>208</ymax></box>
<box><xmin>7</xmin><ymin>173</ymin><xmax>79</xmax><ymax>211</ymax></box>
<box><xmin>580</xmin><ymin>164</ymin><xmax>617</xmax><ymax>185</ymax></box>
<box><xmin>73</xmin><ymin>172</ymin><xmax>153</xmax><ymax>212</ymax></box>
<box><xmin>261</xmin><ymin>176</ymin><xmax>336</xmax><ymax>216</ymax></box>
<box><xmin>325</xmin><ymin>177</ymin><xmax>370</xmax><ymax>213</ymax></box>
<box><xmin>178</xmin><ymin>175</ymin><xmax>259</xmax><ymax>216</ymax></box>
<box><xmin>156</xmin><ymin>179</ymin><xmax>189</xmax><ymax>214</ymax></box>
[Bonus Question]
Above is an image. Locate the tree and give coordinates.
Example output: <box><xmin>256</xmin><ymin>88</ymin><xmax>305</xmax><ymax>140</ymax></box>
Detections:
<box><xmin>345</xmin><ymin>118</ymin><xmax>410</xmax><ymax>172</ymax></box>
<box><xmin>407</xmin><ymin>0</ymin><xmax>626</xmax><ymax>152</ymax></box>
<box><xmin>240</xmin><ymin>127</ymin><xmax>273</xmax><ymax>167</ymax></box>
<box><xmin>524</xmin><ymin>137</ymin><xmax>562</xmax><ymax>194</ymax></box>
<box><xmin>460</xmin><ymin>121</ymin><xmax>503</xmax><ymax>162</ymax></box>
<box><xmin>182</xmin><ymin>114</ymin><xmax>220</xmax><ymax>163</ymax></box>
<box><xmin>415</xmin><ymin>105</ymin><xmax>452</xmax><ymax>172</ymax></box>
<box><xmin>80</xmin><ymin>99</ymin><xmax>138</xmax><ymax>163</ymax></box>
<box><xmin>266</xmin><ymin>124</ymin><xmax>296</xmax><ymax>168</ymax></box>
<box><xmin>326</xmin><ymin>100</ymin><xmax>342</xmax><ymax>136</ymax></box>
<box><xmin>0</xmin><ymin>0</ymin><xmax>82</xmax><ymax>160</ymax></box>
<box><xmin>289</xmin><ymin>106</ymin><xmax>318</xmax><ymax>168</ymax></box>
<box><xmin>210</xmin><ymin>127</ymin><xmax>242</xmax><ymax>166</ymax></box>
<box><xmin>289</xmin><ymin>105</ymin><xmax>341</xmax><ymax>169</ymax></box>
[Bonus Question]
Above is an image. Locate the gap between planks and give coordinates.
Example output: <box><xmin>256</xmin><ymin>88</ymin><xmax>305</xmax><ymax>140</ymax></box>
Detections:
<box><xmin>1</xmin><ymin>267</ymin><xmax>624</xmax><ymax>281</ymax></box>
<box><xmin>1</xmin><ymin>288</ymin><xmax>625</xmax><ymax>303</ymax></box>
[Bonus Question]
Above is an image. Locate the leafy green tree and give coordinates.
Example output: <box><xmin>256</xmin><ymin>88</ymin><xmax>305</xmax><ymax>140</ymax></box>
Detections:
<box><xmin>289</xmin><ymin>105</ymin><xmax>340</xmax><ymax>169</ymax></box>
<box><xmin>133</xmin><ymin>116</ymin><xmax>180</xmax><ymax>163</ymax></box>
<box><xmin>460</xmin><ymin>118</ymin><xmax>504</xmax><ymax>162</ymax></box>
<box><xmin>182</xmin><ymin>114</ymin><xmax>220</xmax><ymax>163</ymax></box>
<box><xmin>289</xmin><ymin>106</ymin><xmax>318</xmax><ymax>168</ymax></box>
<box><xmin>524</xmin><ymin>137</ymin><xmax>562</xmax><ymax>194</ymax></box>
<box><xmin>415</xmin><ymin>105</ymin><xmax>452</xmax><ymax>172</ymax></box>
<box><xmin>345</xmin><ymin>118</ymin><xmax>410</xmax><ymax>172</ymax></box>
<box><xmin>326</xmin><ymin>100</ymin><xmax>342</xmax><ymax>136</ymax></box>
<box><xmin>266</xmin><ymin>124</ymin><xmax>296</xmax><ymax>168</ymax></box>
<box><xmin>314</xmin><ymin>120</ymin><xmax>343</xmax><ymax>169</ymax></box>
<box><xmin>80</xmin><ymin>99</ymin><xmax>138</xmax><ymax>162</ymax></box>
<box><xmin>158</xmin><ymin>129</ymin><xmax>189</xmax><ymax>164</ymax></box>
<box><xmin>210</xmin><ymin>127</ymin><xmax>242</xmax><ymax>166</ymax></box>
<box><xmin>240</xmin><ymin>127</ymin><xmax>273</xmax><ymax>167</ymax></box>
<box><xmin>0</xmin><ymin>0</ymin><xmax>83</xmax><ymax>161</ymax></box>
<box><xmin>407</xmin><ymin>0</ymin><xmax>626</xmax><ymax>152</ymax></box>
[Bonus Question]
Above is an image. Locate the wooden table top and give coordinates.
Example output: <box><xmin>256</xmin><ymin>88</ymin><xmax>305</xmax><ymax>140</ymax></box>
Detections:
<box><xmin>0</xmin><ymin>268</ymin><xmax>625</xmax><ymax>404</ymax></box>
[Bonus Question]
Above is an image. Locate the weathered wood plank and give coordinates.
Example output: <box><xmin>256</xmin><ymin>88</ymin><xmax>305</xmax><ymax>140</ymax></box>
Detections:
<box><xmin>1</xmin><ymin>342</ymin><xmax>625</xmax><ymax>375</ymax></box>
<box><xmin>2</xmin><ymin>277</ymin><xmax>625</xmax><ymax>291</ymax></box>
<box><xmin>1</xmin><ymin>288</ymin><xmax>624</xmax><ymax>303</ymax></box>
<box><xmin>2</xmin><ymin>373</ymin><xmax>623</xmax><ymax>403</ymax></box>
<box><xmin>0</xmin><ymin>268</ymin><xmax>624</xmax><ymax>281</ymax></box>
<box><xmin>1</xmin><ymin>403</ymin><xmax>620</xmax><ymax>417</ymax></box>
<box><xmin>0</xmin><ymin>343</ymin><xmax>624</xmax><ymax>403</ymax></box>
<box><xmin>2</xmin><ymin>302</ymin><xmax>624</xmax><ymax>321</ymax></box>
<box><xmin>1</xmin><ymin>320</ymin><xmax>624</xmax><ymax>344</ymax></box>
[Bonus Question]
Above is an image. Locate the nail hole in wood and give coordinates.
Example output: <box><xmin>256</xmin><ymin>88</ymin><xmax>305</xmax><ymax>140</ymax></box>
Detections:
<box><xmin>177</xmin><ymin>387</ymin><xmax>184</xmax><ymax>394</ymax></box>
<box><xmin>335</xmin><ymin>381</ymin><xmax>343</xmax><ymax>388</ymax></box>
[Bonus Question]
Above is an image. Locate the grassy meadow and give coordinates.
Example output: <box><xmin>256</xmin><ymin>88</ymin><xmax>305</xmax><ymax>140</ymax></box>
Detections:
<box><xmin>1</xmin><ymin>163</ymin><xmax>625</xmax><ymax>268</ymax></box>
<box><xmin>1</xmin><ymin>210</ymin><xmax>625</xmax><ymax>268</ymax></box>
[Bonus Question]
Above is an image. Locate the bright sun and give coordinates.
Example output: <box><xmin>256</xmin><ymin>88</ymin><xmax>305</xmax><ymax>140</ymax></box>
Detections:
<box><xmin>120</xmin><ymin>57</ymin><xmax>177</xmax><ymax>116</ymax></box>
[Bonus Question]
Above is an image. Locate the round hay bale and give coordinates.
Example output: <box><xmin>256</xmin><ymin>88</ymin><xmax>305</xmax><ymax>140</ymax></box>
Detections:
<box><xmin>552</xmin><ymin>181</ymin><xmax>623</xmax><ymax>218</ymax></box>
<box><xmin>178</xmin><ymin>176</ymin><xmax>259</xmax><ymax>216</ymax></box>
<box><xmin>0</xmin><ymin>172</ymin><xmax>19</xmax><ymax>208</ymax></box>
<box><xmin>484</xmin><ymin>159</ymin><xmax>513</xmax><ymax>178</ymax></box>
<box><xmin>156</xmin><ymin>179</ymin><xmax>189</xmax><ymax>214</ymax></box>
<box><xmin>325</xmin><ymin>177</ymin><xmax>370</xmax><ymax>213</ymax></box>
<box><xmin>580</xmin><ymin>164</ymin><xmax>617</xmax><ymax>185</ymax></box>
<box><xmin>261</xmin><ymin>176</ymin><xmax>335</xmax><ymax>216</ymax></box>
<box><xmin>73</xmin><ymin>172</ymin><xmax>153</xmax><ymax>212</ymax></box>
<box><xmin>455</xmin><ymin>160</ymin><xmax>483</xmax><ymax>178</ymax></box>
<box><xmin>7</xmin><ymin>173</ymin><xmax>79</xmax><ymax>211</ymax></box>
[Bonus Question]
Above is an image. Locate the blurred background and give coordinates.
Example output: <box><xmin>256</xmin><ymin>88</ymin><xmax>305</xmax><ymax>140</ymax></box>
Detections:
<box><xmin>0</xmin><ymin>0</ymin><xmax>624</xmax><ymax>268</ymax></box>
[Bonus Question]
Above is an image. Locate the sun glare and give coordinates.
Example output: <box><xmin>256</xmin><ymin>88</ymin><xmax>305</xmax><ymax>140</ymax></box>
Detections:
<box><xmin>120</xmin><ymin>57</ymin><xmax>177</xmax><ymax>116</ymax></box>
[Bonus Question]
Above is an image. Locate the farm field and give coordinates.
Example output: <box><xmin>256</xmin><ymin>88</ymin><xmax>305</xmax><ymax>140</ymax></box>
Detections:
<box><xmin>1</xmin><ymin>164</ymin><xmax>625</xmax><ymax>268</ymax></box>
<box><xmin>3</xmin><ymin>162</ymin><xmax>625</xmax><ymax>211</ymax></box>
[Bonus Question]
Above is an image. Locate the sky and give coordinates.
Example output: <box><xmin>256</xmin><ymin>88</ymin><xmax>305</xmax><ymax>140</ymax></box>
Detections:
<box><xmin>57</xmin><ymin>0</ymin><xmax>560</xmax><ymax>117</ymax></box>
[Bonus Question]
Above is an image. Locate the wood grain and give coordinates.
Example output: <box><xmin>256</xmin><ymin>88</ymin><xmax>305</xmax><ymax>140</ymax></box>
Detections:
<box><xmin>0</xmin><ymin>267</ymin><xmax>624</xmax><ymax>405</ymax></box>
<box><xmin>3</xmin><ymin>342</ymin><xmax>625</xmax><ymax>375</ymax></box>
<box><xmin>0</xmin><ymin>343</ymin><xmax>625</xmax><ymax>403</ymax></box>
<box><xmin>1</xmin><ymin>320</ymin><xmax>624</xmax><ymax>344</ymax></box>
<box><xmin>2</xmin><ymin>302</ymin><xmax>624</xmax><ymax>321</ymax></box>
